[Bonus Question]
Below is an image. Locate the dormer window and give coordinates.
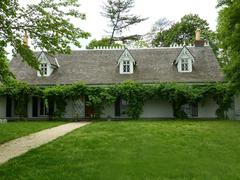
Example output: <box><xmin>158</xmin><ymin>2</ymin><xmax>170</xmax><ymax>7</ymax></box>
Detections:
<box><xmin>118</xmin><ymin>48</ymin><xmax>136</xmax><ymax>74</ymax></box>
<box><xmin>123</xmin><ymin>61</ymin><xmax>130</xmax><ymax>73</ymax></box>
<box><xmin>37</xmin><ymin>52</ymin><xmax>59</xmax><ymax>77</ymax></box>
<box><xmin>181</xmin><ymin>58</ymin><xmax>189</xmax><ymax>72</ymax></box>
<box><xmin>40</xmin><ymin>63</ymin><xmax>48</xmax><ymax>76</ymax></box>
<box><xmin>174</xmin><ymin>46</ymin><xmax>195</xmax><ymax>73</ymax></box>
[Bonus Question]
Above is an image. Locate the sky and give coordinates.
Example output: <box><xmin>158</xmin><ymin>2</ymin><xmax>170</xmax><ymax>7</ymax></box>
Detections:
<box><xmin>17</xmin><ymin>0</ymin><xmax>219</xmax><ymax>49</ymax></box>
<box><xmin>78</xmin><ymin>0</ymin><xmax>218</xmax><ymax>41</ymax></box>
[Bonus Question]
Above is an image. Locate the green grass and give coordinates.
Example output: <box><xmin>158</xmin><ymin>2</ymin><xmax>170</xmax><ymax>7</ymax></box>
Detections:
<box><xmin>1</xmin><ymin>120</ymin><xmax>240</xmax><ymax>179</ymax></box>
<box><xmin>0</xmin><ymin>121</ymin><xmax>65</xmax><ymax>144</ymax></box>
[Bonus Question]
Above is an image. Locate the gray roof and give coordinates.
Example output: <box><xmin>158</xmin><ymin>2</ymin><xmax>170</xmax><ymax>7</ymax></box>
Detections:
<box><xmin>9</xmin><ymin>46</ymin><xmax>224</xmax><ymax>85</ymax></box>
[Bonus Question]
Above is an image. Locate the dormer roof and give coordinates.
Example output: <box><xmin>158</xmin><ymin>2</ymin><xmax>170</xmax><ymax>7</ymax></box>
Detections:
<box><xmin>117</xmin><ymin>48</ymin><xmax>136</xmax><ymax>65</ymax></box>
<box><xmin>174</xmin><ymin>46</ymin><xmax>195</xmax><ymax>65</ymax></box>
<box><xmin>37</xmin><ymin>51</ymin><xmax>60</xmax><ymax>68</ymax></box>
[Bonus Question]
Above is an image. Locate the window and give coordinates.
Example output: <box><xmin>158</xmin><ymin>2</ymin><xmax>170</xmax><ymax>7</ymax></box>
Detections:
<box><xmin>181</xmin><ymin>58</ymin><xmax>189</xmax><ymax>72</ymax></box>
<box><xmin>40</xmin><ymin>63</ymin><xmax>48</xmax><ymax>76</ymax></box>
<box><xmin>123</xmin><ymin>61</ymin><xmax>130</xmax><ymax>73</ymax></box>
<box><xmin>120</xmin><ymin>99</ymin><xmax>128</xmax><ymax>116</ymax></box>
<box><xmin>175</xmin><ymin>47</ymin><xmax>194</xmax><ymax>73</ymax></box>
<box><xmin>115</xmin><ymin>98</ymin><xmax>129</xmax><ymax>117</ymax></box>
<box><xmin>191</xmin><ymin>103</ymin><xmax>198</xmax><ymax>117</ymax></box>
<box><xmin>181</xmin><ymin>103</ymin><xmax>198</xmax><ymax>118</ymax></box>
<box><xmin>118</xmin><ymin>49</ymin><xmax>135</xmax><ymax>74</ymax></box>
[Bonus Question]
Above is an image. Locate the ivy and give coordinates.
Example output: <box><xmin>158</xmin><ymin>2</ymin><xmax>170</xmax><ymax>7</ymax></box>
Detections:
<box><xmin>114</xmin><ymin>81</ymin><xmax>146</xmax><ymax>119</ymax></box>
<box><xmin>0</xmin><ymin>81</ymin><xmax>42</xmax><ymax>118</ymax></box>
<box><xmin>0</xmin><ymin>81</ymin><xmax>235</xmax><ymax>119</ymax></box>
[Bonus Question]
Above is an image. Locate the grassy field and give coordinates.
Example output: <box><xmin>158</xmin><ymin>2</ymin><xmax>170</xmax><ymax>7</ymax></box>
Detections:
<box><xmin>1</xmin><ymin>120</ymin><xmax>240</xmax><ymax>179</ymax></box>
<box><xmin>0</xmin><ymin>121</ymin><xmax>65</xmax><ymax>144</ymax></box>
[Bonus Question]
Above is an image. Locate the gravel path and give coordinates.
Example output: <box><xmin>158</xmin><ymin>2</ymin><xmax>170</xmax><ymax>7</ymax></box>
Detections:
<box><xmin>0</xmin><ymin>122</ymin><xmax>91</xmax><ymax>165</ymax></box>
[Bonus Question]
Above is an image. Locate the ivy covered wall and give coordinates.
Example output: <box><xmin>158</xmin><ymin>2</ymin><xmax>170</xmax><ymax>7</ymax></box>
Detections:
<box><xmin>0</xmin><ymin>81</ymin><xmax>235</xmax><ymax>119</ymax></box>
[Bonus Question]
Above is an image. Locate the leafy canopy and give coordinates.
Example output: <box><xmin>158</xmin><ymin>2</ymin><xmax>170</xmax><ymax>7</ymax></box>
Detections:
<box><xmin>152</xmin><ymin>14</ymin><xmax>211</xmax><ymax>47</ymax></box>
<box><xmin>0</xmin><ymin>0</ymin><xmax>90</xmax><ymax>83</ymax></box>
<box><xmin>217</xmin><ymin>0</ymin><xmax>240</xmax><ymax>88</ymax></box>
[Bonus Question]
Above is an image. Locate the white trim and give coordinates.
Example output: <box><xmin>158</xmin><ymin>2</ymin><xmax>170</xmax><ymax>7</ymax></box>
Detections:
<box><xmin>175</xmin><ymin>47</ymin><xmax>194</xmax><ymax>73</ymax></box>
<box><xmin>37</xmin><ymin>52</ymin><xmax>54</xmax><ymax>77</ymax></box>
<box><xmin>55</xmin><ymin>57</ymin><xmax>60</xmax><ymax>67</ymax></box>
<box><xmin>118</xmin><ymin>49</ymin><xmax>135</xmax><ymax>74</ymax></box>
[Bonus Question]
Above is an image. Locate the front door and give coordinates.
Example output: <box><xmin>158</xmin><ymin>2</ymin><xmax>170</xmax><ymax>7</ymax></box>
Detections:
<box><xmin>85</xmin><ymin>105</ymin><xmax>94</xmax><ymax>118</ymax></box>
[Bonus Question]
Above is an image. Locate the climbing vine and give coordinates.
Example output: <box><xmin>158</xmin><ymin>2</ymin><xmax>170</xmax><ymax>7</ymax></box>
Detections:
<box><xmin>0</xmin><ymin>80</ymin><xmax>235</xmax><ymax>119</ymax></box>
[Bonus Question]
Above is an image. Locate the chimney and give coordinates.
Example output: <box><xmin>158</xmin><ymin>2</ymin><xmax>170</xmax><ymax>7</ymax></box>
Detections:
<box><xmin>23</xmin><ymin>30</ymin><xmax>29</xmax><ymax>46</ymax></box>
<box><xmin>194</xmin><ymin>28</ymin><xmax>204</xmax><ymax>47</ymax></box>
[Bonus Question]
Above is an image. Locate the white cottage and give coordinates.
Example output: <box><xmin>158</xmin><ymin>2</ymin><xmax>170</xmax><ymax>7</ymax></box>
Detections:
<box><xmin>0</xmin><ymin>31</ymin><xmax>239</xmax><ymax>120</ymax></box>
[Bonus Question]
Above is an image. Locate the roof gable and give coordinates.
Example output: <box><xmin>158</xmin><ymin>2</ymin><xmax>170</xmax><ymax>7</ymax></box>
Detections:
<box><xmin>38</xmin><ymin>52</ymin><xmax>59</xmax><ymax>68</ymax></box>
<box><xmin>38</xmin><ymin>52</ymin><xmax>50</xmax><ymax>64</ymax></box>
<box><xmin>118</xmin><ymin>48</ymin><xmax>136</xmax><ymax>65</ymax></box>
<box><xmin>175</xmin><ymin>46</ymin><xmax>195</xmax><ymax>64</ymax></box>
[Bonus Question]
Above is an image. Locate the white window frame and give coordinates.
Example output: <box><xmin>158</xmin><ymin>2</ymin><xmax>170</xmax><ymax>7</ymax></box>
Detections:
<box><xmin>118</xmin><ymin>49</ymin><xmax>135</xmax><ymax>74</ymax></box>
<box><xmin>120</xmin><ymin>60</ymin><xmax>134</xmax><ymax>74</ymax></box>
<box><xmin>123</xmin><ymin>61</ymin><xmax>131</xmax><ymax>73</ymax></box>
<box><xmin>181</xmin><ymin>58</ymin><xmax>189</xmax><ymax>72</ymax></box>
<box><xmin>40</xmin><ymin>63</ymin><xmax>48</xmax><ymax>76</ymax></box>
<box><xmin>175</xmin><ymin>47</ymin><xmax>194</xmax><ymax>73</ymax></box>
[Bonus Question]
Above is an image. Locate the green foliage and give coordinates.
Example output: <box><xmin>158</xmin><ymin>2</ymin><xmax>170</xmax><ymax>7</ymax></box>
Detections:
<box><xmin>87</xmin><ymin>38</ymin><xmax>122</xmax><ymax>49</ymax></box>
<box><xmin>0</xmin><ymin>81</ymin><xmax>42</xmax><ymax>117</ymax></box>
<box><xmin>217</xmin><ymin>0</ymin><xmax>240</xmax><ymax>84</ymax></box>
<box><xmin>203</xmin><ymin>83</ymin><xmax>234</xmax><ymax>118</ymax></box>
<box><xmin>144</xmin><ymin>18</ymin><xmax>173</xmax><ymax>47</ymax></box>
<box><xmin>113</xmin><ymin>81</ymin><xmax>146</xmax><ymax>119</ymax></box>
<box><xmin>0</xmin><ymin>81</ymin><xmax>235</xmax><ymax>119</ymax></box>
<box><xmin>217</xmin><ymin>0</ymin><xmax>240</xmax><ymax>52</ymax></box>
<box><xmin>217</xmin><ymin>0</ymin><xmax>234</xmax><ymax>8</ymax></box>
<box><xmin>0</xmin><ymin>0</ymin><xmax>90</xmax><ymax>84</ymax></box>
<box><xmin>87</xmin><ymin>87</ymin><xmax>115</xmax><ymax>118</ymax></box>
<box><xmin>0</xmin><ymin>52</ymin><xmax>14</xmax><ymax>83</ymax></box>
<box><xmin>152</xmin><ymin>14</ymin><xmax>211</xmax><ymax>47</ymax></box>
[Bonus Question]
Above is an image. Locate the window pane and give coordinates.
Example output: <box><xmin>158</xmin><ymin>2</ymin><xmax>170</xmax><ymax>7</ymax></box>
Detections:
<box><xmin>127</xmin><ymin>65</ymin><xmax>130</xmax><ymax>72</ymax></box>
<box><xmin>181</xmin><ymin>59</ymin><xmax>189</xmax><ymax>71</ymax></box>
<box><xmin>41</xmin><ymin>63</ymin><xmax>48</xmax><ymax>75</ymax></box>
<box><xmin>40</xmin><ymin>99</ymin><xmax>44</xmax><ymax>115</ymax></box>
<box><xmin>123</xmin><ymin>65</ymin><xmax>126</xmax><ymax>72</ymax></box>
<box><xmin>123</xmin><ymin>61</ymin><xmax>130</xmax><ymax>73</ymax></box>
<box><xmin>192</xmin><ymin>103</ymin><xmax>198</xmax><ymax>117</ymax></box>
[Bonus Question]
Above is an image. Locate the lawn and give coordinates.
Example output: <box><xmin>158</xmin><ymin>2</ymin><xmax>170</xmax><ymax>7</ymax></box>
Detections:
<box><xmin>0</xmin><ymin>121</ymin><xmax>65</xmax><ymax>144</ymax></box>
<box><xmin>1</xmin><ymin>120</ymin><xmax>240</xmax><ymax>179</ymax></box>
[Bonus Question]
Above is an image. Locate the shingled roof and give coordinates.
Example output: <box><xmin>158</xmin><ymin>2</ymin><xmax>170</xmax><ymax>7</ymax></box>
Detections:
<box><xmin>9</xmin><ymin>46</ymin><xmax>224</xmax><ymax>85</ymax></box>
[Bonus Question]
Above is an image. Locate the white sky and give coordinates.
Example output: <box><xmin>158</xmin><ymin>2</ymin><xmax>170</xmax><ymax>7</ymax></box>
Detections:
<box><xmin>78</xmin><ymin>0</ymin><xmax>218</xmax><ymax>41</ymax></box>
<box><xmin>17</xmin><ymin>0</ymin><xmax>219</xmax><ymax>49</ymax></box>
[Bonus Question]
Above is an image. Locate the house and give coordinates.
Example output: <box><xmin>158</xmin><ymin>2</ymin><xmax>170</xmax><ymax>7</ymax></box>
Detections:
<box><xmin>0</xmin><ymin>30</ymin><xmax>239</xmax><ymax>120</ymax></box>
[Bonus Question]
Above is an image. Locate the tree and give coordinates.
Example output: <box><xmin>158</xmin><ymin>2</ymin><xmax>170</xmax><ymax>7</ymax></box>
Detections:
<box><xmin>86</xmin><ymin>38</ymin><xmax>122</xmax><ymax>49</ymax></box>
<box><xmin>217</xmin><ymin>0</ymin><xmax>240</xmax><ymax>86</ymax></box>
<box><xmin>152</xmin><ymin>14</ymin><xmax>211</xmax><ymax>47</ymax></box>
<box><xmin>144</xmin><ymin>18</ymin><xmax>173</xmax><ymax>47</ymax></box>
<box><xmin>0</xmin><ymin>0</ymin><xmax>90</xmax><ymax>83</ymax></box>
<box><xmin>0</xmin><ymin>53</ymin><xmax>13</xmax><ymax>83</ymax></box>
<box><xmin>101</xmin><ymin>0</ymin><xmax>147</xmax><ymax>45</ymax></box>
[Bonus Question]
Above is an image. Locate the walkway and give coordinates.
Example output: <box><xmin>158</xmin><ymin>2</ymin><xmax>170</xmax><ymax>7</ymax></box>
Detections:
<box><xmin>0</xmin><ymin>122</ymin><xmax>91</xmax><ymax>165</ymax></box>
